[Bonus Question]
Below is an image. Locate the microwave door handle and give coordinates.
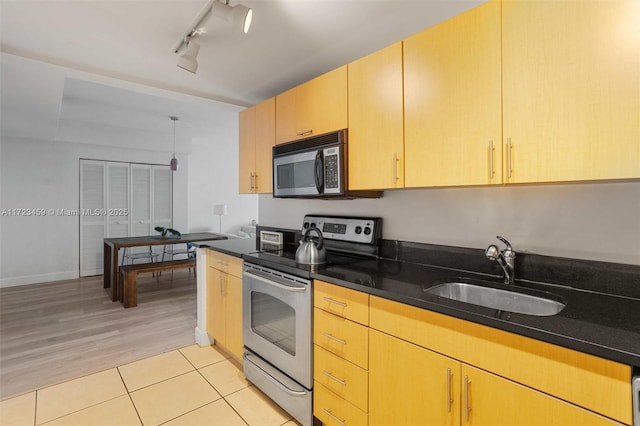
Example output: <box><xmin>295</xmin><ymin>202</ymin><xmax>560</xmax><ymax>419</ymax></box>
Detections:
<box><xmin>314</xmin><ymin>149</ymin><xmax>324</xmax><ymax>194</ymax></box>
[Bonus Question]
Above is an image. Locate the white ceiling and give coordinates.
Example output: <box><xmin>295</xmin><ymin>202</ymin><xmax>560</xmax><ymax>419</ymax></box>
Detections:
<box><xmin>0</xmin><ymin>0</ymin><xmax>485</xmax><ymax>149</ymax></box>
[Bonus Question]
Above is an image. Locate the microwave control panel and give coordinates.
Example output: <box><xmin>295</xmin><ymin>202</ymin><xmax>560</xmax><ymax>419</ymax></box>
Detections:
<box><xmin>323</xmin><ymin>146</ymin><xmax>340</xmax><ymax>193</ymax></box>
<box><xmin>302</xmin><ymin>215</ymin><xmax>381</xmax><ymax>244</ymax></box>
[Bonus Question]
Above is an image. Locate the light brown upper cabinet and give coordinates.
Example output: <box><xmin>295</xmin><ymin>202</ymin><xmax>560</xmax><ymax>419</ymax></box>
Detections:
<box><xmin>348</xmin><ymin>42</ymin><xmax>405</xmax><ymax>190</ymax></box>
<box><xmin>404</xmin><ymin>0</ymin><xmax>502</xmax><ymax>188</ymax></box>
<box><xmin>275</xmin><ymin>66</ymin><xmax>348</xmax><ymax>144</ymax></box>
<box><xmin>239</xmin><ymin>97</ymin><xmax>275</xmax><ymax>194</ymax></box>
<box><xmin>502</xmin><ymin>0</ymin><xmax>640</xmax><ymax>183</ymax></box>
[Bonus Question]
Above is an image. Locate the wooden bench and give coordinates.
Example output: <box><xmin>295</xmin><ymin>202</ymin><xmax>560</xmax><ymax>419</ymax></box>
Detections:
<box><xmin>119</xmin><ymin>258</ymin><xmax>196</xmax><ymax>308</ymax></box>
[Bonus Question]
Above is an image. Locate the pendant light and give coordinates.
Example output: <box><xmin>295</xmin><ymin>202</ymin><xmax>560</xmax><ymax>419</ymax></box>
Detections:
<box><xmin>170</xmin><ymin>116</ymin><xmax>178</xmax><ymax>171</ymax></box>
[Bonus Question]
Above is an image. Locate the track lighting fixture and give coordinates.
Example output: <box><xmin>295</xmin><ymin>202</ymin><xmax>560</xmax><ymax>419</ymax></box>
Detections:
<box><xmin>172</xmin><ymin>0</ymin><xmax>252</xmax><ymax>73</ymax></box>
<box><xmin>177</xmin><ymin>39</ymin><xmax>200</xmax><ymax>73</ymax></box>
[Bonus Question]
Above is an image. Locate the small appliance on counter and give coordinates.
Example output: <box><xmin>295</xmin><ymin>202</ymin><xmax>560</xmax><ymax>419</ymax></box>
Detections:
<box><xmin>241</xmin><ymin>214</ymin><xmax>382</xmax><ymax>426</ymax></box>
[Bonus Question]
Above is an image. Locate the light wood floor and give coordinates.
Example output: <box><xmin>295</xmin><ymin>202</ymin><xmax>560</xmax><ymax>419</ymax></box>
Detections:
<box><xmin>0</xmin><ymin>270</ymin><xmax>197</xmax><ymax>400</ymax></box>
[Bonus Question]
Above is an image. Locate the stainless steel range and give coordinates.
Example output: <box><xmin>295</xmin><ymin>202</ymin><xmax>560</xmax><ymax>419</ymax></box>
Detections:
<box><xmin>242</xmin><ymin>215</ymin><xmax>382</xmax><ymax>426</ymax></box>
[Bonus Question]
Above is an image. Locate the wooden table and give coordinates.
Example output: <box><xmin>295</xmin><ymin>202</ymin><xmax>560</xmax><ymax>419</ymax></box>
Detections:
<box><xmin>103</xmin><ymin>232</ymin><xmax>227</xmax><ymax>301</ymax></box>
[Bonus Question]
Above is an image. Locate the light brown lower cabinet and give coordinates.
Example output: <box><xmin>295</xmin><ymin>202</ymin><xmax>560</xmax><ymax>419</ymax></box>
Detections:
<box><xmin>312</xmin><ymin>281</ymin><xmax>632</xmax><ymax>425</ymax></box>
<box><xmin>369</xmin><ymin>329</ymin><xmax>624</xmax><ymax>426</ymax></box>
<box><xmin>206</xmin><ymin>251</ymin><xmax>243</xmax><ymax>360</ymax></box>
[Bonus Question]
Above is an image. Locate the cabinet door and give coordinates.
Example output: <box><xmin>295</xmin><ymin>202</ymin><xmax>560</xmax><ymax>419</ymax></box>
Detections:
<box><xmin>502</xmin><ymin>0</ymin><xmax>640</xmax><ymax>183</ymax></box>
<box><xmin>348</xmin><ymin>42</ymin><xmax>404</xmax><ymax>190</ymax></box>
<box><xmin>275</xmin><ymin>66</ymin><xmax>347</xmax><ymax>144</ymax></box>
<box><xmin>206</xmin><ymin>267</ymin><xmax>225</xmax><ymax>344</ymax></box>
<box><xmin>404</xmin><ymin>1</ymin><xmax>502</xmax><ymax>187</ymax></box>
<box><xmin>238</xmin><ymin>106</ymin><xmax>256</xmax><ymax>193</ymax></box>
<box><xmin>461</xmin><ymin>364</ymin><xmax>622</xmax><ymax>425</ymax></box>
<box><xmin>224</xmin><ymin>274</ymin><xmax>243</xmax><ymax>359</ymax></box>
<box><xmin>299</xmin><ymin>65</ymin><xmax>347</xmax><ymax>139</ymax></box>
<box><xmin>254</xmin><ymin>97</ymin><xmax>275</xmax><ymax>194</ymax></box>
<box><xmin>369</xmin><ymin>329</ymin><xmax>460</xmax><ymax>426</ymax></box>
<box><xmin>274</xmin><ymin>88</ymin><xmax>297</xmax><ymax>145</ymax></box>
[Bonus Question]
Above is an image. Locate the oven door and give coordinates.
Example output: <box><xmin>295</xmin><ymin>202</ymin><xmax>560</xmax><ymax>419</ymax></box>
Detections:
<box><xmin>242</xmin><ymin>264</ymin><xmax>313</xmax><ymax>389</ymax></box>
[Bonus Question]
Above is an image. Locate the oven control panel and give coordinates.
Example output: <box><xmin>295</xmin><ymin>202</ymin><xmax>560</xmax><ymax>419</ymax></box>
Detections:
<box><xmin>302</xmin><ymin>215</ymin><xmax>381</xmax><ymax>244</ymax></box>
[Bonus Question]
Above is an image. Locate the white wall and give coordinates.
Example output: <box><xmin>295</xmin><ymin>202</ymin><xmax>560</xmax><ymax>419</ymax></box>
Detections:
<box><xmin>188</xmin><ymin>130</ymin><xmax>258</xmax><ymax>235</ymax></box>
<box><xmin>258</xmin><ymin>181</ymin><xmax>640</xmax><ymax>266</ymax></box>
<box><xmin>0</xmin><ymin>135</ymin><xmax>189</xmax><ymax>287</ymax></box>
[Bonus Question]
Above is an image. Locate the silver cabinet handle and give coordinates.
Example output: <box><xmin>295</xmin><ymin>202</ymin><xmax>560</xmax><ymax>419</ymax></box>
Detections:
<box><xmin>250</xmin><ymin>172</ymin><xmax>256</xmax><ymax>192</ymax></box>
<box><xmin>464</xmin><ymin>375</ymin><xmax>471</xmax><ymax>422</ymax></box>
<box><xmin>219</xmin><ymin>275</ymin><xmax>224</xmax><ymax>296</ymax></box>
<box><xmin>446</xmin><ymin>368</ymin><xmax>453</xmax><ymax>413</ymax></box>
<box><xmin>323</xmin><ymin>370</ymin><xmax>347</xmax><ymax>386</ymax></box>
<box><xmin>322</xmin><ymin>332</ymin><xmax>347</xmax><ymax>345</ymax></box>
<box><xmin>254</xmin><ymin>173</ymin><xmax>258</xmax><ymax>192</ymax></box>
<box><xmin>323</xmin><ymin>296</ymin><xmax>347</xmax><ymax>307</ymax></box>
<box><xmin>488</xmin><ymin>140</ymin><xmax>494</xmax><ymax>180</ymax></box>
<box><xmin>506</xmin><ymin>137</ymin><xmax>512</xmax><ymax>179</ymax></box>
<box><xmin>296</xmin><ymin>129</ymin><xmax>313</xmax><ymax>137</ymax></box>
<box><xmin>322</xmin><ymin>408</ymin><xmax>346</xmax><ymax>426</ymax></box>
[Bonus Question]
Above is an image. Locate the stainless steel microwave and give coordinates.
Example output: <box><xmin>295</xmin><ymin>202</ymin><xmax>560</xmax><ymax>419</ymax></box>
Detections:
<box><xmin>272</xmin><ymin>129</ymin><xmax>381</xmax><ymax>199</ymax></box>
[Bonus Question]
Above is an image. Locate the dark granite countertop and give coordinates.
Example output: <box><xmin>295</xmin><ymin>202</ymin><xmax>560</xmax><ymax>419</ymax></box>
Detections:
<box><xmin>194</xmin><ymin>237</ymin><xmax>258</xmax><ymax>258</ymax></box>
<box><xmin>313</xmin><ymin>257</ymin><xmax>640</xmax><ymax>367</ymax></box>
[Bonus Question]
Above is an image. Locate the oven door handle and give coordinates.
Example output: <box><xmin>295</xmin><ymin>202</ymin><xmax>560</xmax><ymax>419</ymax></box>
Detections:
<box><xmin>243</xmin><ymin>270</ymin><xmax>307</xmax><ymax>293</ymax></box>
<box><xmin>243</xmin><ymin>352</ymin><xmax>308</xmax><ymax>397</ymax></box>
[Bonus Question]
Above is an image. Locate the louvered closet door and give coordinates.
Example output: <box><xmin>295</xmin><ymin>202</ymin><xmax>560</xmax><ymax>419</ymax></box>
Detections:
<box><xmin>130</xmin><ymin>165</ymin><xmax>152</xmax><ymax>256</ymax></box>
<box><xmin>152</xmin><ymin>166</ymin><xmax>172</xmax><ymax>256</ymax></box>
<box><xmin>106</xmin><ymin>163</ymin><xmax>130</xmax><ymax>238</ymax></box>
<box><xmin>153</xmin><ymin>166</ymin><xmax>172</xmax><ymax>230</ymax></box>
<box><xmin>80</xmin><ymin>160</ymin><xmax>106</xmax><ymax>276</ymax></box>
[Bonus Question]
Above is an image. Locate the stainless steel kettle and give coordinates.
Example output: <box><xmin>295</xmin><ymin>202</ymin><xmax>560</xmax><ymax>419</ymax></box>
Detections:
<box><xmin>295</xmin><ymin>227</ymin><xmax>326</xmax><ymax>265</ymax></box>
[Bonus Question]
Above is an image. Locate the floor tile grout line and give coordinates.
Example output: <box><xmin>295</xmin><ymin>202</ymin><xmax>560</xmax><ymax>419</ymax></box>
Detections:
<box><xmin>126</xmin><ymin>368</ymin><xmax>197</xmax><ymax>395</ymax></box>
<box><xmin>2</xmin><ymin>344</ymin><xmax>193</xmax><ymax>403</ymax></box>
<box><xmin>32</xmin><ymin>389</ymin><xmax>38</xmax><ymax>426</ymax></box>
<box><xmin>155</xmin><ymin>398</ymin><xmax>226</xmax><ymax>426</ymax></box>
<box><xmin>7</xmin><ymin>344</ymin><xmax>298</xmax><ymax>426</ymax></box>
<box><xmin>34</xmin><ymin>393</ymin><xmax>128</xmax><ymax>426</ymax></box>
<box><xmin>191</xmin><ymin>359</ymin><xmax>256</xmax><ymax>426</ymax></box>
<box><xmin>117</xmin><ymin>366</ymin><xmax>144</xmax><ymax>426</ymax></box>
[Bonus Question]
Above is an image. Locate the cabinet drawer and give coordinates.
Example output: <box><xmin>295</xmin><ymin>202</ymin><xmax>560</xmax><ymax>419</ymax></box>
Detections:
<box><xmin>314</xmin><ymin>308</ymin><xmax>368</xmax><ymax>369</ymax></box>
<box><xmin>314</xmin><ymin>382</ymin><xmax>368</xmax><ymax>426</ymax></box>
<box><xmin>207</xmin><ymin>250</ymin><xmax>242</xmax><ymax>278</ymax></box>
<box><xmin>314</xmin><ymin>344</ymin><xmax>368</xmax><ymax>412</ymax></box>
<box><xmin>315</xmin><ymin>280</ymin><xmax>369</xmax><ymax>325</ymax></box>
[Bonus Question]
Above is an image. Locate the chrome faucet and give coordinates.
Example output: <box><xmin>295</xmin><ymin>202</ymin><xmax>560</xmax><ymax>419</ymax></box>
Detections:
<box><xmin>485</xmin><ymin>236</ymin><xmax>516</xmax><ymax>285</ymax></box>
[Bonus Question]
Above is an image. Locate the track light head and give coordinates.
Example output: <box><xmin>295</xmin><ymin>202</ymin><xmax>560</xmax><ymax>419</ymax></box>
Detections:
<box><xmin>214</xmin><ymin>2</ymin><xmax>252</xmax><ymax>34</ymax></box>
<box><xmin>173</xmin><ymin>0</ymin><xmax>252</xmax><ymax>73</ymax></box>
<box><xmin>177</xmin><ymin>40</ymin><xmax>199</xmax><ymax>73</ymax></box>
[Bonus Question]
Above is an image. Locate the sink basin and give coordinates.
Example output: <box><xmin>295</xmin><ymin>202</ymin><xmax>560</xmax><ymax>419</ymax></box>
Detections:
<box><xmin>425</xmin><ymin>281</ymin><xmax>566</xmax><ymax>316</ymax></box>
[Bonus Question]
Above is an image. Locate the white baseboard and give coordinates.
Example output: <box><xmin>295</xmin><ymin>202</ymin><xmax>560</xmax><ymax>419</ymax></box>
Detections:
<box><xmin>0</xmin><ymin>270</ymin><xmax>80</xmax><ymax>288</ymax></box>
<box><xmin>195</xmin><ymin>327</ymin><xmax>215</xmax><ymax>347</ymax></box>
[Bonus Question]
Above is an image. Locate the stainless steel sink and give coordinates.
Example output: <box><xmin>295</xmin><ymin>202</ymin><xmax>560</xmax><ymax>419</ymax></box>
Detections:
<box><xmin>425</xmin><ymin>281</ymin><xmax>566</xmax><ymax>316</ymax></box>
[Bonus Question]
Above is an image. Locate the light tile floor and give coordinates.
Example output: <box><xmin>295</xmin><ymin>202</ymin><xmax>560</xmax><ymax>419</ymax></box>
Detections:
<box><xmin>0</xmin><ymin>345</ymin><xmax>301</xmax><ymax>426</ymax></box>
